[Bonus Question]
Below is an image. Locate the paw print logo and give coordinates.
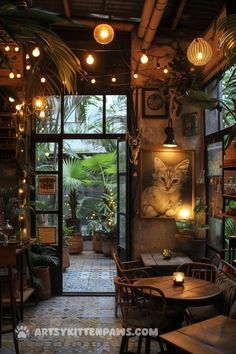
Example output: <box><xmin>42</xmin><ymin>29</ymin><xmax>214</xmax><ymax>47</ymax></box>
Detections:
<box><xmin>15</xmin><ymin>325</ymin><xmax>29</xmax><ymax>341</ymax></box>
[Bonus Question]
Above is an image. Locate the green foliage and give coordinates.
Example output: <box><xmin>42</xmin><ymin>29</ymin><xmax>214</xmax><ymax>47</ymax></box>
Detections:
<box><xmin>30</xmin><ymin>244</ymin><xmax>59</xmax><ymax>267</ymax></box>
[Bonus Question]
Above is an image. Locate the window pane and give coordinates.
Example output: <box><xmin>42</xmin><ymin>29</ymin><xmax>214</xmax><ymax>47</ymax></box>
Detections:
<box><xmin>208</xmin><ymin>216</ymin><xmax>222</xmax><ymax>250</ymax></box>
<box><xmin>106</xmin><ymin>95</ymin><xmax>127</xmax><ymax>133</ymax></box>
<box><xmin>119</xmin><ymin>176</ymin><xmax>126</xmax><ymax>213</ymax></box>
<box><xmin>35</xmin><ymin>96</ymin><xmax>61</xmax><ymax>134</ymax></box>
<box><xmin>207</xmin><ymin>142</ymin><xmax>222</xmax><ymax>176</ymax></box>
<box><xmin>35</xmin><ymin>143</ymin><xmax>58</xmax><ymax>171</ymax></box>
<box><xmin>118</xmin><ymin>141</ymin><xmax>126</xmax><ymax>173</ymax></box>
<box><xmin>64</xmin><ymin>95</ymin><xmax>103</xmax><ymax>133</ymax></box>
<box><xmin>205</xmin><ymin>80</ymin><xmax>219</xmax><ymax>135</ymax></box>
<box><xmin>220</xmin><ymin>67</ymin><xmax>236</xmax><ymax>129</ymax></box>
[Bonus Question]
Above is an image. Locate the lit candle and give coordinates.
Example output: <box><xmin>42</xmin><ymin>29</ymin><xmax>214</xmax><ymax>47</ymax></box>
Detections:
<box><xmin>173</xmin><ymin>272</ymin><xmax>185</xmax><ymax>285</ymax></box>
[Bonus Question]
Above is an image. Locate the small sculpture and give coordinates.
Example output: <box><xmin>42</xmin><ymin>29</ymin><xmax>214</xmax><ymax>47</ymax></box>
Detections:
<box><xmin>127</xmin><ymin>129</ymin><xmax>142</xmax><ymax>166</ymax></box>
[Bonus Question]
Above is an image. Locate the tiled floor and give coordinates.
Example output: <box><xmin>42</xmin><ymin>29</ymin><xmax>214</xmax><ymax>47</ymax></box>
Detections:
<box><xmin>63</xmin><ymin>251</ymin><xmax>116</xmax><ymax>293</ymax></box>
<box><xmin>1</xmin><ymin>296</ymin><xmax>161</xmax><ymax>354</ymax></box>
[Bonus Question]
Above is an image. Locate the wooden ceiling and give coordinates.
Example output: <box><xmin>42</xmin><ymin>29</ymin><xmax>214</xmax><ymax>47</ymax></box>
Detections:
<box><xmin>32</xmin><ymin>0</ymin><xmax>226</xmax><ymax>40</ymax></box>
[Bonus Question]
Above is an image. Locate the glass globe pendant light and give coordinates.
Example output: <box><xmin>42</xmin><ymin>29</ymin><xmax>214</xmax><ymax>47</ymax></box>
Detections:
<box><xmin>93</xmin><ymin>23</ymin><xmax>114</xmax><ymax>45</ymax></box>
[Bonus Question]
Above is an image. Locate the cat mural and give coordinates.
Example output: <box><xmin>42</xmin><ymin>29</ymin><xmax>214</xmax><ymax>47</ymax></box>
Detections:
<box><xmin>141</xmin><ymin>157</ymin><xmax>190</xmax><ymax>217</ymax></box>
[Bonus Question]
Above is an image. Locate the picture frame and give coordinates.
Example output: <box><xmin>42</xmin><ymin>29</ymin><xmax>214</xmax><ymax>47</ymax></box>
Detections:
<box><xmin>142</xmin><ymin>88</ymin><xmax>168</xmax><ymax>118</ymax></box>
<box><xmin>38</xmin><ymin>175</ymin><xmax>56</xmax><ymax>194</ymax></box>
<box><xmin>140</xmin><ymin>148</ymin><xmax>195</xmax><ymax>219</ymax></box>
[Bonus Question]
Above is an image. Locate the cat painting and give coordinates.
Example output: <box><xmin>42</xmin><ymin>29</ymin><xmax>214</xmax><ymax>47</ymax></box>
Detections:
<box><xmin>141</xmin><ymin>156</ymin><xmax>190</xmax><ymax>217</ymax></box>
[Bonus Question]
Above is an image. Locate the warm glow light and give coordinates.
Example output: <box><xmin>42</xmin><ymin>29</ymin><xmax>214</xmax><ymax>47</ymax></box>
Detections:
<box><xmin>133</xmin><ymin>73</ymin><xmax>138</xmax><ymax>79</ymax></box>
<box><xmin>111</xmin><ymin>76</ymin><xmax>116</xmax><ymax>82</ymax></box>
<box><xmin>16</xmin><ymin>72</ymin><xmax>21</xmax><ymax>78</ymax></box>
<box><xmin>32</xmin><ymin>96</ymin><xmax>47</xmax><ymax>110</ymax></box>
<box><xmin>41</xmin><ymin>77</ymin><xmax>46</xmax><ymax>83</ymax></box>
<box><xmin>91</xmin><ymin>78</ymin><xmax>96</xmax><ymax>84</ymax></box>
<box><xmin>9</xmin><ymin>97</ymin><xmax>15</xmax><ymax>103</ymax></box>
<box><xmin>26</xmin><ymin>64</ymin><xmax>31</xmax><ymax>70</ymax></box>
<box><xmin>32</xmin><ymin>46</ymin><xmax>40</xmax><ymax>57</ymax></box>
<box><xmin>86</xmin><ymin>53</ymin><xmax>94</xmax><ymax>65</ymax></box>
<box><xmin>163</xmin><ymin>66</ymin><xmax>169</xmax><ymax>74</ymax></box>
<box><xmin>39</xmin><ymin>110</ymin><xmax>46</xmax><ymax>119</ymax></box>
<box><xmin>179</xmin><ymin>208</ymin><xmax>190</xmax><ymax>219</ymax></box>
<box><xmin>187</xmin><ymin>37</ymin><xmax>212</xmax><ymax>66</ymax></box>
<box><xmin>173</xmin><ymin>272</ymin><xmax>185</xmax><ymax>285</ymax></box>
<box><xmin>9</xmin><ymin>72</ymin><xmax>15</xmax><ymax>79</ymax></box>
<box><xmin>16</xmin><ymin>104</ymin><xmax>22</xmax><ymax>111</ymax></box>
<box><xmin>94</xmin><ymin>23</ymin><xmax>114</xmax><ymax>45</ymax></box>
<box><xmin>18</xmin><ymin>187</ymin><xmax>24</xmax><ymax>194</ymax></box>
<box><xmin>25</xmin><ymin>53</ymin><xmax>30</xmax><ymax>59</ymax></box>
<box><xmin>140</xmin><ymin>52</ymin><xmax>148</xmax><ymax>64</ymax></box>
<box><xmin>45</xmin><ymin>152</ymin><xmax>50</xmax><ymax>157</ymax></box>
<box><xmin>14</xmin><ymin>46</ymin><xmax>19</xmax><ymax>52</ymax></box>
<box><xmin>5</xmin><ymin>46</ymin><xmax>10</xmax><ymax>52</ymax></box>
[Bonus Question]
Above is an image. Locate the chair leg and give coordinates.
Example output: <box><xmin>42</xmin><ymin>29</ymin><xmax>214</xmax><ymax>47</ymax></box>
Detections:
<box><xmin>119</xmin><ymin>334</ymin><xmax>128</xmax><ymax>354</ymax></box>
<box><xmin>8</xmin><ymin>267</ymin><xmax>19</xmax><ymax>354</ymax></box>
<box><xmin>145</xmin><ymin>336</ymin><xmax>151</xmax><ymax>354</ymax></box>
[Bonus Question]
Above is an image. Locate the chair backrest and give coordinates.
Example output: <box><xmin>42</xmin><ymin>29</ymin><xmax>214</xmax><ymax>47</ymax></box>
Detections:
<box><xmin>114</xmin><ymin>276</ymin><xmax>167</xmax><ymax>329</ymax></box>
<box><xmin>112</xmin><ymin>253</ymin><xmax>125</xmax><ymax>277</ymax></box>
<box><xmin>216</xmin><ymin>269</ymin><xmax>236</xmax><ymax>315</ymax></box>
<box><xmin>211</xmin><ymin>253</ymin><xmax>221</xmax><ymax>268</ymax></box>
<box><xmin>176</xmin><ymin>262</ymin><xmax>217</xmax><ymax>283</ymax></box>
<box><xmin>219</xmin><ymin>259</ymin><xmax>236</xmax><ymax>277</ymax></box>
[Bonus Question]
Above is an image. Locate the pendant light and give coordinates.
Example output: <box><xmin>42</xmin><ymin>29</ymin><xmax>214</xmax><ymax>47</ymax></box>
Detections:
<box><xmin>163</xmin><ymin>118</ymin><xmax>177</xmax><ymax>147</ymax></box>
<box><xmin>93</xmin><ymin>23</ymin><xmax>114</xmax><ymax>45</ymax></box>
<box><xmin>187</xmin><ymin>37</ymin><xmax>212</xmax><ymax>66</ymax></box>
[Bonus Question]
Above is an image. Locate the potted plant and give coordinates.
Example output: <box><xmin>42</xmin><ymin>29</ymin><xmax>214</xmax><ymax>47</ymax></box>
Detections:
<box><xmin>62</xmin><ymin>224</ymin><xmax>73</xmax><ymax>269</ymax></box>
<box><xmin>30</xmin><ymin>243</ymin><xmax>59</xmax><ymax>300</ymax></box>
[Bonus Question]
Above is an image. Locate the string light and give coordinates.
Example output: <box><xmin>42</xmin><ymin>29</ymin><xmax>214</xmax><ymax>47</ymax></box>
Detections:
<box><xmin>156</xmin><ymin>60</ymin><xmax>161</xmax><ymax>69</ymax></box>
<box><xmin>25</xmin><ymin>53</ymin><xmax>30</xmax><ymax>59</ymax></box>
<box><xmin>39</xmin><ymin>110</ymin><xmax>46</xmax><ymax>119</ymax></box>
<box><xmin>111</xmin><ymin>76</ymin><xmax>116</xmax><ymax>82</ymax></box>
<box><xmin>41</xmin><ymin>77</ymin><xmax>46</xmax><ymax>83</ymax></box>
<box><xmin>133</xmin><ymin>72</ymin><xmax>138</xmax><ymax>79</ymax></box>
<box><xmin>86</xmin><ymin>53</ymin><xmax>95</xmax><ymax>65</ymax></box>
<box><xmin>26</xmin><ymin>64</ymin><xmax>31</xmax><ymax>70</ymax></box>
<box><xmin>5</xmin><ymin>45</ymin><xmax>10</xmax><ymax>52</ymax></box>
<box><xmin>91</xmin><ymin>78</ymin><xmax>96</xmax><ymax>84</ymax></box>
<box><xmin>32</xmin><ymin>96</ymin><xmax>47</xmax><ymax>110</ymax></box>
<box><xmin>14</xmin><ymin>46</ymin><xmax>20</xmax><ymax>52</ymax></box>
<box><xmin>9</xmin><ymin>72</ymin><xmax>15</xmax><ymax>79</ymax></box>
<box><xmin>140</xmin><ymin>51</ymin><xmax>149</xmax><ymax>64</ymax></box>
<box><xmin>163</xmin><ymin>65</ymin><xmax>169</xmax><ymax>74</ymax></box>
<box><xmin>16</xmin><ymin>72</ymin><xmax>21</xmax><ymax>78</ymax></box>
<box><xmin>32</xmin><ymin>46</ymin><xmax>40</xmax><ymax>57</ymax></box>
<box><xmin>9</xmin><ymin>97</ymin><xmax>15</xmax><ymax>103</ymax></box>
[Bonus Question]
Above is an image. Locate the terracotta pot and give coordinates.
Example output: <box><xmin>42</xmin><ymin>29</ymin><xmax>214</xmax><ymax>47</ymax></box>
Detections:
<box><xmin>62</xmin><ymin>247</ymin><xmax>70</xmax><ymax>269</ymax></box>
<box><xmin>69</xmin><ymin>234</ymin><xmax>83</xmax><ymax>254</ymax></box>
<box><xmin>92</xmin><ymin>231</ymin><xmax>103</xmax><ymax>253</ymax></box>
<box><xmin>33</xmin><ymin>266</ymin><xmax>51</xmax><ymax>300</ymax></box>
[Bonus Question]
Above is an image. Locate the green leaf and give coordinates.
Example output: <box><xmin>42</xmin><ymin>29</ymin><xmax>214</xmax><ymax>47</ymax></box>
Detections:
<box><xmin>177</xmin><ymin>90</ymin><xmax>219</xmax><ymax>110</ymax></box>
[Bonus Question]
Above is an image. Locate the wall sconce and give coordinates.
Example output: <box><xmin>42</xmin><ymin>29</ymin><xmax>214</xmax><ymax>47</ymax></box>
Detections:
<box><xmin>187</xmin><ymin>37</ymin><xmax>212</xmax><ymax>66</ymax></box>
<box><xmin>163</xmin><ymin>118</ymin><xmax>177</xmax><ymax>147</ymax></box>
<box><xmin>93</xmin><ymin>23</ymin><xmax>114</xmax><ymax>45</ymax></box>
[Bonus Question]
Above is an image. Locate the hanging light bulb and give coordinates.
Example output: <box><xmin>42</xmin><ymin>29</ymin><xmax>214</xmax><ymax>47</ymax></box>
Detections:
<box><xmin>9</xmin><ymin>97</ymin><xmax>15</xmax><ymax>103</ymax></box>
<box><xmin>41</xmin><ymin>77</ymin><xmax>46</xmax><ymax>83</ymax></box>
<box><xmin>14</xmin><ymin>46</ymin><xmax>20</xmax><ymax>52</ymax></box>
<box><xmin>91</xmin><ymin>78</ymin><xmax>96</xmax><ymax>84</ymax></box>
<box><xmin>140</xmin><ymin>51</ymin><xmax>149</xmax><ymax>64</ymax></box>
<box><xmin>26</xmin><ymin>64</ymin><xmax>31</xmax><ymax>70</ymax></box>
<box><xmin>93</xmin><ymin>23</ymin><xmax>114</xmax><ymax>45</ymax></box>
<box><xmin>187</xmin><ymin>37</ymin><xmax>212</xmax><ymax>66</ymax></box>
<box><xmin>25</xmin><ymin>53</ymin><xmax>30</xmax><ymax>59</ymax></box>
<box><xmin>16</xmin><ymin>72</ymin><xmax>21</xmax><ymax>79</ymax></box>
<box><xmin>133</xmin><ymin>72</ymin><xmax>138</xmax><ymax>79</ymax></box>
<box><xmin>111</xmin><ymin>76</ymin><xmax>116</xmax><ymax>82</ymax></box>
<box><xmin>86</xmin><ymin>53</ymin><xmax>95</xmax><ymax>65</ymax></box>
<box><xmin>32</xmin><ymin>46</ymin><xmax>40</xmax><ymax>57</ymax></box>
<box><xmin>39</xmin><ymin>110</ymin><xmax>46</xmax><ymax>119</ymax></box>
<box><xmin>5</xmin><ymin>45</ymin><xmax>10</xmax><ymax>52</ymax></box>
<box><xmin>156</xmin><ymin>60</ymin><xmax>161</xmax><ymax>69</ymax></box>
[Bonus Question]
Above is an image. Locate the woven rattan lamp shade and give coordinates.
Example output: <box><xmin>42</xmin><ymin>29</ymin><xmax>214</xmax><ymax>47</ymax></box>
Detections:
<box><xmin>187</xmin><ymin>37</ymin><xmax>212</xmax><ymax>66</ymax></box>
<box><xmin>93</xmin><ymin>23</ymin><xmax>114</xmax><ymax>45</ymax></box>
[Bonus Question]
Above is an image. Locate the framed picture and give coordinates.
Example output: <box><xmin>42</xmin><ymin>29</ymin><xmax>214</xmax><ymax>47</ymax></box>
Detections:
<box><xmin>38</xmin><ymin>175</ymin><xmax>56</xmax><ymax>194</ymax></box>
<box><xmin>142</xmin><ymin>88</ymin><xmax>168</xmax><ymax>118</ymax></box>
<box><xmin>140</xmin><ymin>148</ymin><xmax>195</xmax><ymax>219</ymax></box>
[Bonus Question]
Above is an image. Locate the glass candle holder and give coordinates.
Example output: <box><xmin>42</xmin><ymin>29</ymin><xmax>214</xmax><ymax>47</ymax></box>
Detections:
<box><xmin>173</xmin><ymin>272</ymin><xmax>185</xmax><ymax>286</ymax></box>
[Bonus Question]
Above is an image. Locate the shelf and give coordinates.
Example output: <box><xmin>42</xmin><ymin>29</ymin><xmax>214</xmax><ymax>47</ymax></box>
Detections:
<box><xmin>2</xmin><ymin>287</ymin><xmax>35</xmax><ymax>305</ymax></box>
<box><xmin>223</xmin><ymin>194</ymin><xmax>236</xmax><ymax>199</ymax></box>
<box><xmin>221</xmin><ymin>213</ymin><xmax>236</xmax><ymax>221</ymax></box>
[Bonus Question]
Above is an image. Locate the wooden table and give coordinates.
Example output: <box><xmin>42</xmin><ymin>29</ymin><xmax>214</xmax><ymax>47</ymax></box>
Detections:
<box><xmin>0</xmin><ymin>239</ymin><xmax>35</xmax><ymax>321</ymax></box>
<box><xmin>160</xmin><ymin>315</ymin><xmax>236</xmax><ymax>354</ymax></box>
<box><xmin>134</xmin><ymin>276</ymin><xmax>222</xmax><ymax>306</ymax></box>
<box><xmin>141</xmin><ymin>252</ymin><xmax>192</xmax><ymax>269</ymax></box>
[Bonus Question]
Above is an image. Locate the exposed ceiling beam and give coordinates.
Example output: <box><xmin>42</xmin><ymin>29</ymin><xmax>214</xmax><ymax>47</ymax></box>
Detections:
<box><xmin>171</xmin><ymin>0</ymin><xmax>187</xmax><ymax>30</ymax></box>
<box><xmin>63</xmin><ymin>0</ymin><xmax>71</xmax><ymax>18</ymax></box>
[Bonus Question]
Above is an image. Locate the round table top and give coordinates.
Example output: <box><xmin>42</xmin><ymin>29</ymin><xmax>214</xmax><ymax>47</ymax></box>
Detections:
<box><xmin>134</xmin><ymin>276</ymin><xmax>222</xmax><ymax>306</ymax></box>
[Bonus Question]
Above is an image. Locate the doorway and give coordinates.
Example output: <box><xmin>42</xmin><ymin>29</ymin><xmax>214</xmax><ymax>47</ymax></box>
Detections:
<box><xmin>34</xmin><ymin>94</ymin><xmax>129</xmax><ymax>294</ymax></box>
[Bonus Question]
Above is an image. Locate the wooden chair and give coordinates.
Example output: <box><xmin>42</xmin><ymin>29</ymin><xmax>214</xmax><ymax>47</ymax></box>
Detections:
<box><xmin>176</xmin><ymin>262</ymin><xmax>217</xmax><ymax>283</ymax></box>
<box><xmin>114</xmin><ymin>276</ymin><xmax>168</xmax><ymax>354</ymax></box>
<box><xmin>113</xmin><ymin>253</ymin><xmax>153</xmax><ymax>317</ymax></box>
<box><xmin>194</xmin><ymin>253</ymin><xmax>221</xmax><ymax>268</ymax></box>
